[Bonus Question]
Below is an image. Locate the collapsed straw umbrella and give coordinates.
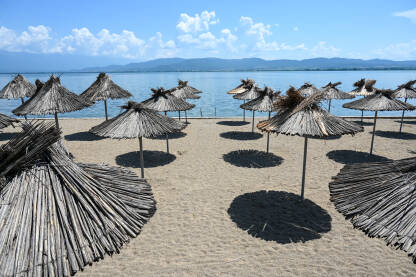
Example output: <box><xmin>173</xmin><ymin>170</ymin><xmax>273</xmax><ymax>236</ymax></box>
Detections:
<box><xmin>321</xmin><ymin>82</ymin><xmax>354</xmax><ymax>113</ymax></box>
<box><xmin>392</xmin><ymin>80</ymin><xmax>416</xmax><ymax>133</ymax></box>
<box><xmin>12</xmin><ymin>75</ymin><xmax>92</xmax><ymax>129</ymax></box>
<box><xmin>258</xmin><ymin>88</ymin><xmax>363</xmax><ymax>200</ymax></box>
<box><xmin>0</xmin><ymin>74</ymin><xmax>36</xmax><ymax>120</ymax></box>
<box><xmin>90</xmin><ymin>101</ymin><xmax>186</xmax><ymax>178</ymax></box>
<box><xmin>349</xmin><ymin>79</ymin><xmax>377</xmax><ymax>124</ymax></box>
<box><xmin>0</xmin><ymin>121</ymin><xmax>156</xmax><ymax>276</ymax></box>
<box><xmin>0</xmin><ymin>113</ymin><xmax>19</xmax><ymax>130</ymax></box>
<box><xmin>298</xmin><ymin>82</ymin><xmax>320</xmax><ymax>97</ymax></box>
<box><xmin>142</xmin><ymin>87</ymin><xmax>194</xmax><ymax>153</ymax></box>
<box><xmin>170</xmin><ymin>80</ymin><xmax>201</xmax><ymax>123</ymax></box>
<box><xmin>343</xmin><ymin>89</ymin><xmax>415</xmax><ymax>155</ymax></box>
<box><xmin>329</xmin><ymin>156</ymin><xmax>416</xmax><ymax>263</ymax></box>
<box><xmin>81</xmin><ymin>72</ymin><xmax>132</xmax><ymax>121</ymax></box>
<box><xmin>240</xmin><ymin>87</ymin><xmax>279</xmax><ymax>151</ymax></box>
<box><xmin>234</xmin><ymin>81</ymin><xmax>261</xmax><ymax>126</ymax></box>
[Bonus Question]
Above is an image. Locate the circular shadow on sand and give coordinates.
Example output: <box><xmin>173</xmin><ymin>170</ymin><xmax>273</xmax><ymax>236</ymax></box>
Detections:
<box><xmin>372</xmin><ymin>130</ymin><xmax>416</xmax><ymax>140</ymax></box>
<box><xmin>326</xmin><ymin>150</ymin><xmax>391</xmax><ymax>164</ymax></box>
<box><xmin>220</xmin><ymin>131</ymin><xmax>263</xmax><ymax>140</ymax></box>
<box><xmin>116</xmin><ymin>150</ymin><xmax>176</xmax><ymax>168</ymax></box>
<box><xmin>149</xmin><ymin>132</ymin><xmax>187</xmax><ymax>140</ymax></box>
<box><xmin>395</xmin><ymin>120</ymin><xmax>416</xmax><ymax>125</ymax></box>
<box><xmin>64</xmin><ymin>131</ymin><xmax>104</xmax><ymax>141</ymax></box>
<box><xmin>0</xmin><ymin>132</ymin><xmax>19</xmax><ymax>141</ymax></box>
<box><xmin>311</xmin><ymin>135</ymin><xmax>341</xmax><ymax>140</ymax></box>
<box><xmin>351</xmin><ymin>120</ymin><xmax>373</xmax><ymax>126</ymax></box>
<box><xmin>228</xmin><ymin>190</ymin><xmax>331</xmax><ymax>243</ymax></box>
<box><xmin>216</xmin><ymin>120</ymin><xmax>250</xmax><ymax>126</ymax></box>
<box><xmin>223</xmin><ymin>150</ymin><xmax>283</xmax><ymax>168</ymax></box>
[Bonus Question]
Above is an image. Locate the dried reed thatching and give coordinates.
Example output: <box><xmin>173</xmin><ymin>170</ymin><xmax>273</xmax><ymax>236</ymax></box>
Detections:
<box><xmin>80</xmin><ymin>73</ymin><xmax>132</xmax><ymax>121</ymax></box>
<box><xmin>257</xmin><ymin>87</ymin><xmax>363</xmax><ymax>199</ymax></box>
<box><xmin>321</xmin><ymin>82</ymin><xmax>354</xmax><ymax>113</ymax></box>
<box><xmin>343</xmin><ymin>89</ymin><xmax>416</xmax><ymax>154</ymax></box>
<box><xmin>12</xmin><ymin>75</ymin><xmax>93</xmax><ymax>129</ymax></box>
<box><xmin>176</xmin><ymin>80</ymin><xmax>202</xmax><ymax>94</ymax></box>
<box><xmin>142</xmin><ymin>87</ymin><xmax>195</xmax><ymax>112</ymax></box>
<box><xmin>227</xmin><ymin>78</ymin><xmax>255</xmax><ymax>95</ymax></box>
<box><xmin>170</xmin><ymin>86</ymin><xmax>201</xmax><ymax>99</ymax></box>
<box><xmin>0</xmin><ymin>122</ymin><xmax>156</xmax><ymax>276</ymax></box>
<box><xmin>0</xmin><ymin>113</ymin><xmax>19</xmax><ymax>130</ymax></box>
<box><xmin>90</xmin><ymin>101</ymin><xmax>186</xmax><ymax>177</ymax></box>
<box><xmin>350</xmin><ymin>79</ymin><xmax>377</xmax><ymax>96</ymax></box>
<box><xmin>329</xmin><ymin>157</ymin><xmax>416</xmax><ymax>263</ymax></box>
<box><xmin>393</xmin><ymin>80</ymin><xmax>416</xmax><ymax>99</ymax></box>
<box><xmin>392</xmin><ymin>80</ymin><xmax>416</xmax><ymax>132</ymax></box>
<box><xmin>233</xmin><ymin>83</ymin><xmax>261</xmax><ymax>100</ymax></box>
<box><xmin>0</xmin><ymin>74</ymin><xmax>35</xmax><ymax>100</ymax></box>
<box><xmin>90</xmin><ymin>101</ymin><xmax>186</xmax><ymax>139</ymax></box>
<box><xmin>298</xmin><ymin>82</ymin><xmax>320</xmax><ymax>97</ymax></box>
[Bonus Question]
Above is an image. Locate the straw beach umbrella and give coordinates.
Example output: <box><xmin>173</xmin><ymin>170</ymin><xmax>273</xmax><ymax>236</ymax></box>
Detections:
<box><xmin>0</xmin><ymin>74</ymin><xmax>36</xmax><ymax>119</ymax></box>
<box><xmin>349</xmin><ymin>79</ymin><xmax>377</xmax><ymax>123</ymax></box>
<box><xmin>298</xmin><ymin>82</ymin><xmax>320</xmax><ymax>97</ymax></box>
<box><xmin>227</xmin><ymin>78</ymin><xmax>254</xmax><ymax>95</ymax></box>
<box><xmin>329</xmin><ymin>156</ymin><xmax>416</xmax><ymax>263</ymax></box>
<box><xmin>170</xmin><ymin>80</ymin><xmax>201</xmax><ymax>123</ymax></box>
<box><xmin>321</xmin><ymin>82</ymin><xmax>354</xmax><ymax>113</ymax></box>
<box><xmin>90</xmin><ymin>101</ymin><xmax>186</xmax><ymax>178</ymax></box>
<box><xmin>81</xmin><ymin>72</ymin><xmax>132</xmax><ymax>121</ymax></box>
<box><xmin>258</xmin><ymin>88</ymin><xmax>363</xmax><ymax>200</ymax></box>
<box><xmin>0</xmin><ymin>121</ymin><xmax>156</xmax><ymax>276</ymax></box>
<box><xmin>0</xmin><ymin>113</ymin><xmax>18</xmax><ymax>130</ymax></box>
<box><xmin>343</xmin><ymin>89</ymin><xmax>415</xmax><ymax>155</ymax></box>
<box><xmin>241</xmin><ymin>87</ymin><xmax>279</xmax><ymax>151</ymax></box>
<box><xmin>142</xmin><ymin>87</ymin><xmax>194</xmax><ymax>153</ymax></box>
<box><xmin>234</xmin><ymin>81</ymin><xmax>261</xmax><ymax>124</ymax></box>
<box><xmin>392</xmin><ymin>80</ymin><xmax>416</xmax><ymax>133</ymax></box>
<box><xmin>12</xmin><ymin>75</ymin><xmax>92</xmax><ymax>129</ymax></box>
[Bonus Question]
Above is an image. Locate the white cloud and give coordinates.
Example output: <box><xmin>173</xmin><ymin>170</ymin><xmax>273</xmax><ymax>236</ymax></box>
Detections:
<box><xmin>176</xmin><ymin>11</ymin><xmax>219</xmax><ymax>33</ymax></box>
<box><xmin>293</xmin><ymin>26</ymin><xmax>299</xmax><ymax>31</ymax></box>
<box><xmin>309</xmin><ymin>41</ymin><xmax>340</xmax><ymax>57</ymax></box>
<box><xmin>240</xmin><ymin>16</ymin><xmax>272</xmax><ymax>41</ymax></box>
<box><xmin>394</xmin><ymin>8</ymin><xmax>416</xmax><ymax>23</ymax></box>
<box><xmin>0</xmin><ymin>25</ymin><xmax>54</xmax><ymax>53</ymax></box>
<box><xmin>373</xmin><ymin>40</ymin><xmax>416</xmax><ymax>60</ymax></box>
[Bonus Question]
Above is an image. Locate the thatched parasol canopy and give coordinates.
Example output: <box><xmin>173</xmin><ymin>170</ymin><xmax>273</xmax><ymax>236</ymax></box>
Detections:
<box><xmin>329</xmin><ymin>157</ymin><xmax>416</xmax><ymax>263</ymax></box>
<box><xmin>233</xmin><ymin>82</ymin><xmax>261</xmax><ymax>100</ymax></box>
<box><xmin>90</xmin><ymin>101</ymin><xmax>186</xmax><ymax>177</ymax></box>
<box><xmin>171</xmin><ymin>85</ymin><xmax>201</xmax><ymax>99</ymax></box>
<box><xmin>12</xmin><ymin>75</ymin><xmax>92</xmax><ymax>128</ymax></box>
<box><xmin>90</xmin><ymin>101</ymin><xmax>186</xmax><ymax>139</ymax></box>
<box><xmin>0</xmin><ymin>113</ymin><xmax>19</xmax><ymax>129</ymax></box>
<box><xmin>227</xmin><ymin>78</ymin><xmax>255</xmax><ymax>95</ymax></box>
<box><xmin>392</xmin><ymin>80</ymin><xmax>416</xmax><ymax>99</ymax></box>
<box><xmin>176</xmin><ymin>80</ymin><xmax>202</xmax><ymax>94</ymax></box>
<box><xmin>257</xmin><ymin>88</ymin><xmax>363</xmax><ymax>199</ymax></box>
<box><xmin>298</xmin><ymin>82</ymin><xmax>320</xmax><ymax>97</ymax></box>
<box><xmin>142</xmin><ymin>87</ymin><xmax>195</xmax><ymax>112</ymax></box>
<box><xmin>349</xmin><ymin>79</ymin><xmax>377</xmax><ymax>96</ymax></box>
<box><xmin>0</xmin><ymin>74</ymin><xmax>35</xmax><ymax>100</ymax></box>
<box><xmin>240</xmin><ymin>87</ymin><xmax>280</xmax><ymax>112</ymax></box>
<box><xmin>343</xmin><ymin>89</ymin><xmax>415</xmax><ymax>111</ymax></box>
<box><xmin>321</xmin><ymin>82</ymin><xmax>354</xmax><ymax>100</ymax></box>
<box><xmin>81</xmin><ymin>72</ymin><xmax>132</xmax><ymax>101</ymax></box>
<box><xmin>0</xmin><ymin>122</ymin><xmax>155</xmax><ymax>276</ymax></box>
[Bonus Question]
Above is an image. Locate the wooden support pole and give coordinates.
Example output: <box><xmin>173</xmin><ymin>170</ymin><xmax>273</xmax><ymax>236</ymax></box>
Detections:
<box><xmin>361</xmin><ymin>110</ymin><xmax>364</xmax><ymax>124</ymax></box>
<box><xmin>243</xmin><ymin>100</ymin><xmax>246</xmax><ymax>121</ymax></box>
<box><xmin>399</xmin><ymin>98</ymin><xmax>407</xmax><ymax>133</ymax></box>
<box><xmin>139</xmin><ymin>137</ymin><xmax>145</xmax><ymax>178</ymax></box>
<box><xmin>164</xmin><ymin>111</ymin><xmax>170</xmax><ymax>153</ymax></box>
<box><xmin>178</xmin><ymin>111</ymin><xmax>181</xmax><ymax>121</ymax></box>
<box><xmin>21</xmin><ymin>98</ymin><xmax>27</xmax><ymax>120</ymax></box>
<box><xmin>266</xmin><ymin>111</ymin><xmax>270</xmax><ymax>153</ymax></box>
<box><xmin>328</xmin><ymin>99</ymin><xmax>332</xmax><ymax>113</ymax></box>
<box><xmin>301</xmin><ymin>137</ymin><xmax>308</xmax><ymax>201</ymax></box>
<box><xmin>104</xmin><ymin>100</ymin><xmax>108</xmax><ymax>121</ymax></box>
<box><xmin>251</xmin><ymin>110</ymin><xmax>255</xmax><ymax>133</ymax></box>
<box><xmin>185</xmin><ymin>110</ymin><xmax>188</xmax><ymax>123</ymax></box>
<box><xmin>54</xmin><ymin>112</ymin><xmax>60</xmax><ymax>130</ymax></box>
<box><xmin>370</xmin><ymin>111</ymin><xmax>378</xmax><ymax>155</ymax></box>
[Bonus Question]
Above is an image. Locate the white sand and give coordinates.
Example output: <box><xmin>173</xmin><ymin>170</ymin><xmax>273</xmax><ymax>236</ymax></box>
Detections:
<box><xmin>1</xmin><ymin>117</ymin><xmax>415</xmax><ymax>276</ymax></box>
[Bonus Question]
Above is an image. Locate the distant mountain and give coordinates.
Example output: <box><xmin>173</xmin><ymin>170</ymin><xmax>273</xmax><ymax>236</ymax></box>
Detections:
<box><xmin>79</xmin><ymin>57</ymin><xmax>416</xmax><ymax>72</ymax></box>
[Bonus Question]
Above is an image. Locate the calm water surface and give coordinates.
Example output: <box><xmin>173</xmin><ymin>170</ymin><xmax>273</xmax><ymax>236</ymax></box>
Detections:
<box><xmin>0</xmin><ymin>71</ymin><xmax>415</xmax><ymax>119</ymax></box>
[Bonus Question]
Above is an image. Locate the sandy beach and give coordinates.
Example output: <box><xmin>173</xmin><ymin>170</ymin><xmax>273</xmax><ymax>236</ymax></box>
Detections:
<box><xmin>1</xmin><ymin>117</ymin><xmax>415</xmax><ymax>276</ymax></box>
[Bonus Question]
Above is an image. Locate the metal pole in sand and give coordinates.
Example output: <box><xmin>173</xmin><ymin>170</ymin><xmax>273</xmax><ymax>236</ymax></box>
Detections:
<box><xmin>370</xmin><ymin>111</ymin><xmax>378</xmax><ymax>155</ymax></box>
<box><xmin>301</xmin><ymin>137</ymin><xmax>308</xmax><ymax>201</ymax></box>
<box><xmin>266</xmin><ymin>111</ymin><xmax>271</xmax><ymax>153</ymax></box>
<box><xmin>399</xmin><ymin>98</ymin><xmax>407</xmax><ymax>133</ymax></box>
<box><xmin>139</xmin><ymin>137</ymin><xmax>145</xmax><ymax>178</ymax></box>
<box><xmin>54</xmin><ymin>112</ymin><xmax>60</xmax><ymax>130</ymax></box>
<box><xmin>104</xmin><ymin>100</ymin><xmax>108</xmax><ymax>121</ymax></box>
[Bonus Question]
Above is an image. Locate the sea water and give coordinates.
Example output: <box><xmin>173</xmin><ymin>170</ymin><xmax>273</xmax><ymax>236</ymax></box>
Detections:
<box><xmin>0</xmin><ymin>70</ymin><xmax>415</xmax><ymax>119</ymax></box>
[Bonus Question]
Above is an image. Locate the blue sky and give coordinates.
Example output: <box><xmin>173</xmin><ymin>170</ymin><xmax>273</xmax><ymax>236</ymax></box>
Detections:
<box><xmin>1</xmin><ymin>0</ymin><xmax>416</xmax><ymax>64</ymax></box>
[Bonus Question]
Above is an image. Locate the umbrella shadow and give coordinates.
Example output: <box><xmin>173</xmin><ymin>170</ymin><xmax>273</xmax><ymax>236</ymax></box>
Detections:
<box><xmin>228</xmin><ymin>190</ymin><xmax>331</xmax><ymax>243</ymax></box>
<box><xmin>149</xmin><ymin>132</ymin><xmax>187</xmax><ymax>140</ymax></box>
<box><xmin>220</xmin><ymin>131</ymin><xmax>263</xmax><ymax>140</ymax></box>
<box><xmin>371</xmin><ymin>130</ymin><xmax>416</xmax><ymax>140</ymax></box>
<box><xmin>395</xmin><ymin>120</ymin><xmax>416</xmax><ymax>125</ymax></box>
<box><xmin>327</xmin><ymin>150</ymin><xmax>391</xmax><ymax>164</ymax></box>
<box><xmin>223</xmin><ymin>150</ymin><xmax>283</xmax><ymax>168</ymax></box>
<box><xmin>116</xmin><ymin>150</ymin><xmax>176</xmax><ymax>168</ymax></box>
<box><xmin>311</xmin><ymin>135</ymin><xmax>341</xmax><ymax>140</ymax></box>
<box><xmin>64</xmin><ymin>131</ymin><xmax>104</xmax><ymax>141</ymax></box>
<box><xmin>0</xmin><ymin>132</ymin><xmax>19</xmax><ymax>141</ymax></box>
<box><xmin>216</xmin><ymin>120</ymin><xmax>250</xmax><ymax>126</ymax></box>
<box><xmin>351</xmin><ymin>120</ymin><xmax>373</xmax><ymax>126</ymax></box>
